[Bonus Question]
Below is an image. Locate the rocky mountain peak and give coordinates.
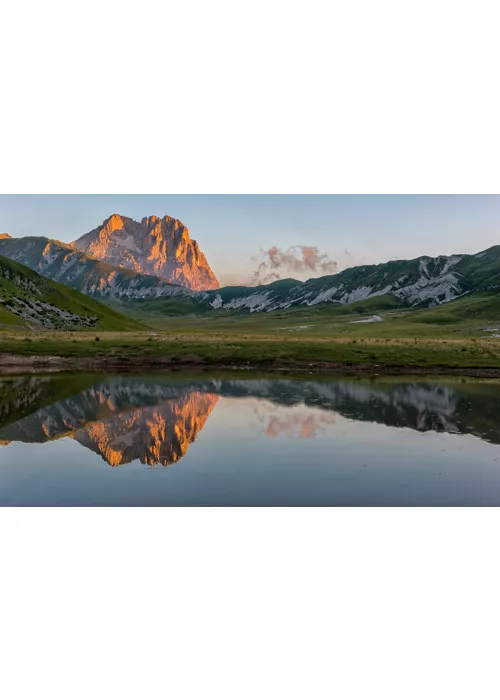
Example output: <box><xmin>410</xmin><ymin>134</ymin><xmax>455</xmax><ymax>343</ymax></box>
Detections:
<box><xmin>0</xmin><ymin>233</ymin><xmax>12</xmax><ymax>240</ymax></box>
<box><xmin>104</xmin><ymin>213</ymin><xmax>126</xmax><ymax>230</ymax></box>
<box><xmin>72</xmin><ymin>214</ymin><xmax>219</xmax><ymax>291</ymax></box>
<box><xmin>140</xmin><ymin>215</ymin><xmax>160</xmax><ymax>226</ymax></box>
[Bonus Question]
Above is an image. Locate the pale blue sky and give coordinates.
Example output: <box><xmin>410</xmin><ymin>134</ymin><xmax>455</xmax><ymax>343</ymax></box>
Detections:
<box><xmin>1</xmin><ymin>195</ymin><xmax>499</xmax><ymax>285</ymax></box>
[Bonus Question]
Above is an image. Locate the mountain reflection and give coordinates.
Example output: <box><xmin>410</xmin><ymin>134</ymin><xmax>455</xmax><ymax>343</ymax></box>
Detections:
<box><xmin>0</xmin><ymin>376</ymin><xmax>218</xmax><ymax>467</ymax></box>
<box><xmin>72</xmin><ymin>394</ymin><xmax>218</xmax><ymax>466</ymax></box>
<box><xmin>1</xmin><ymin>374</ymin><xmax>500</xmax><ymax>466</ymax></box>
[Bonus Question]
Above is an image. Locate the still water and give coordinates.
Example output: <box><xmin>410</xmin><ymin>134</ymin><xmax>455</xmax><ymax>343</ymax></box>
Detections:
<box><xmin>1</xmin><ymin>372</ymin><xmax>500</xmax><ymax>506</ymax></box>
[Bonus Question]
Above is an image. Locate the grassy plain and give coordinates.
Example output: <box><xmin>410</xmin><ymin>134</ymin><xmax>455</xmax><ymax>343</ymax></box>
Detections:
<box><xmin>2</xmin><ymin>290</ymin><xmax>500</xmax><ymax>371</ymax></box>
<box><xmin>2</xmin><ymin>333</ymin><xmax>500</xmax><ymax>369</ymax></box>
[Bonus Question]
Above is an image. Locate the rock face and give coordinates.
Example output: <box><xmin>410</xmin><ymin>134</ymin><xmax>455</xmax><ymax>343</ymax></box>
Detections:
<box><xmin>72</xmin><ymin>214</ymin><xmax>219</xmax><ymax>291</ymax></box>
<box><xmin>0</xmin><ymin>236</ymin><xmax>196</xmax><ymax>302</ymax></box>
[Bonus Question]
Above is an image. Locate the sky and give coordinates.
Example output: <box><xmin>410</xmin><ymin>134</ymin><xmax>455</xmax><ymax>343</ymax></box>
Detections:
<box><xmin>1</xmin><ymin>194</ymin><xmax>499</xmax><ymax>286</ymax></box>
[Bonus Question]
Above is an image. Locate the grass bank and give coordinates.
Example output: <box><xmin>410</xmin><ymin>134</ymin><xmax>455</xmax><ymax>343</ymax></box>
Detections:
<box><xmin>2</xmin><ymin>329</ymin><xmax>500</xmax><ymax>376</ymax></box>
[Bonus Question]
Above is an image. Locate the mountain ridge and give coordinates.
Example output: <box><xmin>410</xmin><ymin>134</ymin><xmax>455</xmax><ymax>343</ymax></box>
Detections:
<box><xmin>200</xmin><ymin>245</ymin><xmax>500</xmax><ymax>313</ymax></box>
<box><xmin>0</xmin><ymin>235</ymin><xmax>196</xmax><ymax>302</ymax></box>
<box><xmin>2</xmin><ymin>223</ymin><xmax>500</xmax><ymax>316</ymax></box>
<box><xmin>72</xmin><ymin>213</ymin><xmax>219</xmax><ymax>291</ymax></box>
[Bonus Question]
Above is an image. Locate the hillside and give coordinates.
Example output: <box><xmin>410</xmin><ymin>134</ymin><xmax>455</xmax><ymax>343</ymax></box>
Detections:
<box><xmin>97</xmin><ymin>247</ymin><xmax>500</xmax><ymax>325</ymax></box>
<box><xmin>0</xmin><ymin>235</ymin><xmax>196</xmax><ymax>303</ymax></box>
<box><xmin>0</xmin><ymin>254</ymin><xmax>144</xmax><ymax>330</ymax></box>
<box><xmin>72</xmin><ymin>214</ymin><xmax>219</xmax><ymax>291</ymax></box>
<box><xmin>112</xmin><ymin>245</ymin><xmax>500</xmax><ymax>322</ymax></box>
<box><xmin>200</xmin><ymin>246</ymin><xmax>500</xmax><ymax>313</ymax></box>
<box><xmin>3</xmin><ymin>231</ymin><xmax>500</xmax><ymax>322</ymax></box>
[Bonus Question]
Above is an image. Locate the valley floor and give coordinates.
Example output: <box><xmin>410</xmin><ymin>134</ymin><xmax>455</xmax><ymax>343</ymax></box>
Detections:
<box><xmin>2</xmin><ymin>325</ymin><xmax>500</xmax><ymax>376</ymax></box>
<box><xmin>4</xmin><ymin>292</ymin><xmax>500</xmax><ymax>375</ymax></box>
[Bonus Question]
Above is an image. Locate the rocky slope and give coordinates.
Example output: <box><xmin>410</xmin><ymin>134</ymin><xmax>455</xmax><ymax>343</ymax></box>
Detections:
<box><xmin>202</xmin><ymin>246</ymin><xmax>500</xmax><ymax>312</ymax></box>
<box><xmin>72</xmin><ymin>214</ymin><xmax>219</xmax><ymax>291</ymax></box>
<box><xmin>3</xmin><ymin>227</ymin><xmax>500</xmax><ymax>317</ymax></box>
<box><xmin>0</xmin><ymin>253</ymin><xmax>142</xmax><ymax>330</ymax></box>
<box><xmin>0</xmin><ymin>235</ymin><xmax>196</xmax><ymax>302</ymax></box>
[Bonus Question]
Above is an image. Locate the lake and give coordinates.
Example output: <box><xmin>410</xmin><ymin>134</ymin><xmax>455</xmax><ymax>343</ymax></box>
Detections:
<box><xmin>1</xmin><ymin>372</ymin><xmax>500</xmax><ymax>506</ymax></box>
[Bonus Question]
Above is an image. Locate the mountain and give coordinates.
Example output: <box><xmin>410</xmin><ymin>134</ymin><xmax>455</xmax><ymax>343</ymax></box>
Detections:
<box><xmin>0</xmin><ymin>235</ymin><xmax>196</xmax><ymax>303</ymax></box>
<box><xmin>3</xmin><ymin>227</ymin><xmax>500</xmax><ymax>318</ymax></box>
<box><xmin>0</xmin><ymin>253</ymin><xmax>144</xmax><ymax>330</ymax></box>
<box><xmin>202</xmin><ymin>246</ymin><xmax>500</xmax><ymax>313</ymax></box>
<box><xmin>72</xmin><ymin>214</ymin><xmax>219</xmax><ymax>291</ymax></box>
<box><xmin>106</xmin><ymin>245</ymin><xmax>500</xmax><ymax>320</ymax></box>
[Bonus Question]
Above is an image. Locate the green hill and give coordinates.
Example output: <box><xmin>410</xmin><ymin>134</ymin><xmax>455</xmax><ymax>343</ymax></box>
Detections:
<box><xmin>407</xmin><ymin>291</ymin><xmax>500</xmax><ymax>326</ymax></box>
<box><xmin>0</xmin><ymin>254</ymin><xmax>146</xmax><ymax>331</ymax></box>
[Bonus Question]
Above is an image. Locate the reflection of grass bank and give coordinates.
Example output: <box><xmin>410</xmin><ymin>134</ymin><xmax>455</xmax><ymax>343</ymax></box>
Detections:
<box><xmin>0</xmin><ymin>372</ymin><xmax>99</xmax><ymax>428</ymax></box>
<box><xmin>2</xmin><ymin>329</ymin><xmax>500</xmax><ymax>372</ymax></box>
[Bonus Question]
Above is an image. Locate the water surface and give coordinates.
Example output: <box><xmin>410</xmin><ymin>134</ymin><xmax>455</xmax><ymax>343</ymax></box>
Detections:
<box><xmin>1</xmin><ymin>372</ymin><xmax>500</xmax><ymax>506</ymax></box>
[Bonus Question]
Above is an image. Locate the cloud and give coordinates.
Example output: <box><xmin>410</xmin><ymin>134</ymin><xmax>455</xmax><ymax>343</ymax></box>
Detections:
<box><xmin>251</xmin><ymin>401</ymin><xmax>336</xmax><ymax>438</ymax></box>
<box><xmin>250</xmin><ymin>245</ymin><xmax>338</xmax><ymax>285</ymax></box>
<box><xmin>265</xmin><ymin>413</ymin><xmax>335</xmax><ymax>439</ymax></box>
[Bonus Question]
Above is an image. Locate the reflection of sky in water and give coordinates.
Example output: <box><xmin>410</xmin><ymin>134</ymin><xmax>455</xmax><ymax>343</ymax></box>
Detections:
<box><xmin>1</xmin><ymin>376</ymin><xmax>500</xmax><ymax>506</ymax></box>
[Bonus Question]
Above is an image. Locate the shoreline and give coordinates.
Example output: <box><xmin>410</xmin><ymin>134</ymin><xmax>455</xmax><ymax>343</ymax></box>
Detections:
<box><xmin>2</xmin><ymin>353</ymin><xmax>500</xmax><ymax>377</ymax></box>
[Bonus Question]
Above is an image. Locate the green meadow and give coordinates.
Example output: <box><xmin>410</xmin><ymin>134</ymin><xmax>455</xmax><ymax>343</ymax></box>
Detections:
<box><xmin>3</xmin><ymin>290</ymin><xmax>500</xmax><ymax>371</ymax></box>
<box><xmin>112</xmin><ymin>289</ymin><xmax>500</xmax><ymax>357</ymax></box>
